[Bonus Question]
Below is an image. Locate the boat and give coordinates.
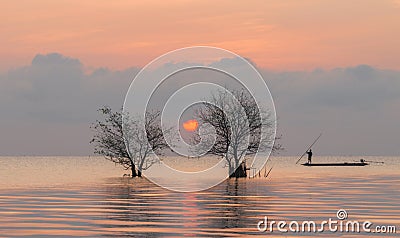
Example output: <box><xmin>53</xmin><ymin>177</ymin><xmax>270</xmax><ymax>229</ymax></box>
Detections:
<box><xmin>301</xmin><ymin>162</ymin><xmax>369</xmax><ymax>167</ymax></box>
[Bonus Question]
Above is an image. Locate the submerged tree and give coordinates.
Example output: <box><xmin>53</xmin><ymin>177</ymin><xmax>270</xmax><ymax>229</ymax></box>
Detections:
<box><xmin>195</xmin><ymin>90</ymin><xmax>281</xmax><ymax>178</ymax></box>
<box><xmin>91</xmin><ymin>106</ymin><xmax>169</xmax><ymax>177</ymax></box>
<box><xmin>123</xmin><ymin>110</ymin><xmax>171</xmax><ymax>177</ymax></box>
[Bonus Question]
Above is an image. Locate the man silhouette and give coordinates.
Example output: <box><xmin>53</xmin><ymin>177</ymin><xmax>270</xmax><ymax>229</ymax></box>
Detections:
<box><xmin>306</xmin><ymin>149</ymin><xmax>313</xmax><ymax>164</ymax></box>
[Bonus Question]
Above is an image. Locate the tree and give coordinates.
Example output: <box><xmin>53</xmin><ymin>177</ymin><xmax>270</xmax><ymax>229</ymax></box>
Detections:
<box><xmin>123</xmin><ymin>110</ymin><xmax>171</xmax><ymax>177</ymax></box>
<box><xmin>194</xmin><ymin>90</ymin><xmax>281</xmax><ymax>178</ymax></box>
<box><xmin>91</xmin><ymin>106</ymin><xmax>168</xmax><ymax>177</ymax></box>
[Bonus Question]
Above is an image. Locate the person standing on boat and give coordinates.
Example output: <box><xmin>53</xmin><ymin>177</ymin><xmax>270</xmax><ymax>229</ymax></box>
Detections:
<box><xmin>306</xmin><ymin>149</ymin><xmax>313</xmax><ymax>164</ymax></box>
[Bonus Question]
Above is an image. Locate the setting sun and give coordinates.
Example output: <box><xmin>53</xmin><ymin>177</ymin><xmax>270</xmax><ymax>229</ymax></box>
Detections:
<box><xmin>183</xmin><ymin>119</ymin><xmax>199</xmax><ymax>132</ymax></box>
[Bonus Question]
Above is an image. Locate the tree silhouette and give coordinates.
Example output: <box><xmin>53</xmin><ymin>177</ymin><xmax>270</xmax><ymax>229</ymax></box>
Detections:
<box><xmin>91</xmin><ymin>106</ymin><xmax>169</xmax><ymax>177</ymax></box>
<box><xmin>195</xmin><ymin>90</ymin><xmax>281</xmax><ymax>178</ymax></box>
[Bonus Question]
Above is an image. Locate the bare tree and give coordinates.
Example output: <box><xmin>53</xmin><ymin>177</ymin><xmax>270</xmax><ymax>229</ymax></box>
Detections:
<box><xmin>123</xmin><ymin>110</ymin><xmax>171</xmax><ymax>177</ymax></box>
<box><xmin>91</xmin><ymin>106</ymin><xmax>169</xmax><ymax>177</ymax></box>
<box><xmin>195</xmin><ymin>90</ymin><xmax>281</xmax><ymax>178</ymax></box>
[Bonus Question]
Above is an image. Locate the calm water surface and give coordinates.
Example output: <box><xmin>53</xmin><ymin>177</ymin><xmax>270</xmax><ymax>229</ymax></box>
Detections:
<box><xmin>0</xmin><ymin>156</ymin><xmax>399</xmax><ymax>237</ymax></box>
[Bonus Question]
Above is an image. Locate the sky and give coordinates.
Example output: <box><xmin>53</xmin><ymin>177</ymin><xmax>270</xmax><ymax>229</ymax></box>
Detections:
<box><xmin>2</xmin><ymin>0</ymin><xmax>400</xmax><ymax>71</ymax></box>
<box><xmin>0</xmin><ymin>1</ymin><xmax>399</xmax><ymax>156</ymax></box>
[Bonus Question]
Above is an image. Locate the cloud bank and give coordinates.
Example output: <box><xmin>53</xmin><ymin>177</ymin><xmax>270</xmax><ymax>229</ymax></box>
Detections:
<box><xmin>0</xmin><ymin>53</ymin><xmax>139</xmax><ymax>155</ymax></box>
<box><xmin>0</xmin><ymin>53</ymin><xmax>399</xmax><ymax>156</ymax></box>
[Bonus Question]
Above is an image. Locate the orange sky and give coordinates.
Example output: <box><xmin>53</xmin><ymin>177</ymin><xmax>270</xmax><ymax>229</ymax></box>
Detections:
<box><xmin>1</xmin><ymin>0</ymin><xmax>400</xmax><ymax>71</ymax></box>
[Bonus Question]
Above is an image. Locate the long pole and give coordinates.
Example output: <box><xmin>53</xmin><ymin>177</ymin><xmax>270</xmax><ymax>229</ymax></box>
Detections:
<box><xmin>296</xmin><ymin>133</ymin><xmax>322</xmax><ymax>164</ymax></box>
<box><xmin>365</xmin><ymin>160</ymin><xmax>384</xmax><ymax>164</ymax></box>
<box><xmin>354</xmin><ymin>159</ymin><xmax>384</xmax><ymax>164</ymax></box>
<box><xmin>265</xmin><ymin>166</ymin><xmax>274</xmax><ymax>178</ymax></box>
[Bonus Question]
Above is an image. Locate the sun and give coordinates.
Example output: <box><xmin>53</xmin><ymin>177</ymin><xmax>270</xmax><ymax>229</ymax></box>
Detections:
<box><xmin>183</xmin><ymin>119</ymin><xmax>199</xmax><ymax>132</ymax></box>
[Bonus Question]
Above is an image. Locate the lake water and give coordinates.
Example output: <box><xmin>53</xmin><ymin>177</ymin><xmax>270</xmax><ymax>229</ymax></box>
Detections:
<box><xmin>0</xmin><ymin>156</ymin><xmax>399</xmax><ymax>237</ymax></box>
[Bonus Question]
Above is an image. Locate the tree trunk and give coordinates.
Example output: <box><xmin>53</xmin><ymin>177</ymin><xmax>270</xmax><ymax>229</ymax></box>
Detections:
<box><xmin>131</xmin><ymin>163</ymin><xmax>137</xmax><ymax>177</ymax></box>
<box><xmin>229</xmin><ymin>161</ymin><xmax>247</xmax><ymax>178</ymax></box>
<box><xmin>228</xmin><ymin>163</ymin><xmax>235</xmax><ymax>178</ymax></box>
<box><xmin>138</xmin><ymin>161</ymin><xmax>144</xmax><ymax>177</ymax></box>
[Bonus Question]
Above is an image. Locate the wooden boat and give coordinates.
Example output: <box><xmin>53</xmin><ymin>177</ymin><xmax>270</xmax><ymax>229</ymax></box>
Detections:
<box><xmin>301</xmin><ymin>162</ymin><xmax>369</xmax><ymax>167</ymax></box>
